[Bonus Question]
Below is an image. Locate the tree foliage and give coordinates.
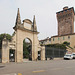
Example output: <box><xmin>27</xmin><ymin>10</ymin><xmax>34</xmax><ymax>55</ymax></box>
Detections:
<box><xmin>63</xmin><ymin>41</ymin><xmax>73</xmax><ymax>49</ymax></box>
<box><xmin>45</xmin><ymin>43</ymin><xmax>67</xmax><ymax>49</ymax></box>
<box><xmin>0</xmin><ymin>33</ymin><xmax>12</xmax><ymax>48</ymax></box>
<box><xmin>45</xmin><ymin>41</ymin><xmax>72</xmax><ymax>50</ymax></box>
<box><xmin>63</xmin><ymin>41</ymin><xmax>70</xmax><ymax>46</ymax></box>
<box><xmin>23</xmin><ymin>39</ymin><xmax>29</xmax><ymax>58</ymax></box>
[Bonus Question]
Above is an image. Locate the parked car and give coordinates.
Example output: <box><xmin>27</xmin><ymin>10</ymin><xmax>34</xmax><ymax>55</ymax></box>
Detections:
<box><xmin>64</xmin><ymin>54</ymin><xmax>73</xmax><ymax>60</ymax></box>
<box><xmin>72</xmin><ymin>53</ymin><xmax>75</xmax><ymax>59</ymax></box>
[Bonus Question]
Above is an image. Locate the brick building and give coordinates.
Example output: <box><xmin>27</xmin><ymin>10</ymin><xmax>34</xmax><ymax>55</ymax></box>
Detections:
<box><xmin>57</xmin><ymin>6</ymin><xmax>74</xmax><ymax>36</ymax></box>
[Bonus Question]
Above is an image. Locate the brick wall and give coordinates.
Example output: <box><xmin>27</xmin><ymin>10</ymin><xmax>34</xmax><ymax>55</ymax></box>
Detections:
<box><xmin>57</xmin><ymin>7</ymin><xmax>74</xmax><ymax>36</ymax></box>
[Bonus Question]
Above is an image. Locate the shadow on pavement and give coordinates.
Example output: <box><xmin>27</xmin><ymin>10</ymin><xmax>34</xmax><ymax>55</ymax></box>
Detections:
<box><xmin>0</xmin><ymin>66</ymin><xmax>5</xmax><ymax>68</ymax></box>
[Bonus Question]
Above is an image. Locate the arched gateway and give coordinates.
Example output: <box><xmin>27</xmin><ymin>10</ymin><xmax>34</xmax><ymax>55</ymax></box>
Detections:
<box><xmin>1</xmin><ymin>9</ymin><xmax>45</xmax><ymax>63</ymax></box>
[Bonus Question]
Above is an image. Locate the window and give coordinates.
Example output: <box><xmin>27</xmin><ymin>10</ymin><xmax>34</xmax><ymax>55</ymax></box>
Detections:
<box><xmin>58</xmin><ymin>37</ymin><xmax>59</xmax><ymax>41</ymax></box>
<box><xmin>49</xmin><ymin>38</ymin><xmax>51</xmax><ymax>41</ymax></box>
<box><xmin>68</xmin><ymin>36</ymin><xmax>70</xmax><ymax>39</ymax></box>
<box><xmin>63</xmin><ymin>36</ymin><xmax>65</xmax><ymax>40</ymax></box>
<box><xmin>53</xmin><ymin>38</ymin><xmax>54</xmax><ymax>41</ymax></box>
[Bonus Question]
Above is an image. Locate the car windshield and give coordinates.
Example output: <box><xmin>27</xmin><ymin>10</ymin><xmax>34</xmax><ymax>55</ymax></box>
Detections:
<box><xmin>65</xmin><ymin>55</ymin><xmax>71</xmax><ymax>57</ymax></box>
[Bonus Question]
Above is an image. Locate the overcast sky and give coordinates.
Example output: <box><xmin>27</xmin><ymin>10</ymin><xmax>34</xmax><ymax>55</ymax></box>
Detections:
<box><xmin>0</xmin><ymin>0</ymin><xmax>75</xmax><ymax>40</ymax></box>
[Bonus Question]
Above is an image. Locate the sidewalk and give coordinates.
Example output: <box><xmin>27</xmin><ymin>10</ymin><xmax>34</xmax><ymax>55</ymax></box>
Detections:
<box><xmin>54</xmin><ymin>58</ymin><xmax>63</xmax><ymax>60</ymax></box>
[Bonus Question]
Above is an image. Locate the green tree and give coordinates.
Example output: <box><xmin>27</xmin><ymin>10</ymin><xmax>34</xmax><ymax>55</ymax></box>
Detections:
<box><xmin>63</xmin><ymin>41</ymin><xmax>70</xmax><ymax>46</ymax></box>
<box><xmin>45</xmin><ymin>43</ymin><xmax>67</xmax><ymax>49</ymax></box>
<box><xmin>0</xmin><ymin>33</ymin><xmax>12</xmax><ymax>48</ymax></box>
<box><xmin>63</xmin><ymin>41</ymin><xmax>73</xmax><ymax>49</ymax></box>
<box><xmin>23</xmin><ymin>39</ymin><xmax>29</xmax><ymax>58</ymax></box>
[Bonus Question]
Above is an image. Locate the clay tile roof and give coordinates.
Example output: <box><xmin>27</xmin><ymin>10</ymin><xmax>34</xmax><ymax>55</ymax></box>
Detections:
<box><xmin>51</xmin><ymin>33</ymin><xmax>75</xmax><ymax>38</ymax></box>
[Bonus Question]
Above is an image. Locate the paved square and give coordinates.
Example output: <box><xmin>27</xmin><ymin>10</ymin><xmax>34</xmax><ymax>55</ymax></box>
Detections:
<box><xmin>0</xmin><ymin>60</ymin><xmax>75</xmax><ymax>75</ymax></box>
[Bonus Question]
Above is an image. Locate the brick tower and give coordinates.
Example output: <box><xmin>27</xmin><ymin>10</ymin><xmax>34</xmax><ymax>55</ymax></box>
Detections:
<box><xmin>56</xmin><ymin>6</ymin><xmax>74</xmax><ymax>36</ymax></box>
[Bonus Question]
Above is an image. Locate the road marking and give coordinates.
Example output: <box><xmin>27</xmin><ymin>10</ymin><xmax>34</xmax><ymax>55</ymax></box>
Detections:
<box><xmin>2</xmin><ymin>73</ymin><xmax>17</xmax><ymax>75</ymax></box>
<box><xmin>18</xmin><ymin>73</ymin><xmax>22</xmax><ymax>75</ymax></box>
<box><xmin>51</xmin><ymin>68</ymin><xmax>62</xmax><ymax>71</ymax></box>
<box><xmin>33</xmin><ymin>70</ymin><xmax>45</xmax><ymax>73</ymax></box>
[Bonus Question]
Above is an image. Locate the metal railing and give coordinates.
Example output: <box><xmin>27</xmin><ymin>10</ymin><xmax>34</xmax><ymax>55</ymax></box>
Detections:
<box><xmin>45</xmin><ymin>47</ymin><xmax>66</xmax><ymax>58</ymax></box>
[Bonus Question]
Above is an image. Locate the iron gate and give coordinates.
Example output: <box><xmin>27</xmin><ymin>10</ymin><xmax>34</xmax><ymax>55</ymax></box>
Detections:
<box><xmin>45</xmin><ymin>47</ymin><xmax>66</xmax><ymax>59</ymax></box>
<box><xmin>0</xmin><ymin>49</ymin><xmax>2</xmax><ymax>63</ymax></box>
<box><xmin>9</xmin><ymin>49</ymin><xmax>15</xmax><ymax>62</ymax></box>
<box><xmin>38</xmin><ymin>51</ymin><xmax>41</xmax><ymax>60</ymax></box>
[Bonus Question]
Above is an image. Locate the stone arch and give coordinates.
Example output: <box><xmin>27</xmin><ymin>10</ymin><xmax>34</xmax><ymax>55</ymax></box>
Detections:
<box><xmin>15</xmin><ymin>28</ymin><xmax>40</xmax><ymax>62</ymax></box>
<box><xmin>22</xmin><ymin>36</ymin><xmax>33</xmax><ymax>45</ymax></box>
<box><xmin>1</xmin><ymin>8</ymin><xmax>45</xmax><ymax>63</ymax></box>
<box><xmin>24</xmin><ymin>37</ymin><xmax>32</xmax><ymax>44</ymax></box>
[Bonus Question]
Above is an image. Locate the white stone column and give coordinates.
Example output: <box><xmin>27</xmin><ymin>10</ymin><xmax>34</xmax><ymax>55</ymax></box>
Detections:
<box><xmin>2</xmin><ymin>38</ymin><xmax>9</xmax><ymax>63</ymax></box>
<box><xmin>33</xmin><ymin>33</ymin><xmax>38</xmax><ymax>60</ymax></box>
<box><xmin>41</xmin><ymin>46</ymin><xmax>45</xmax><ymax>60</ymax></box>
<box><xmin>16</xmin><ymin>30</ymin><xmax>23</xmax><ymax>62</ymax></box>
